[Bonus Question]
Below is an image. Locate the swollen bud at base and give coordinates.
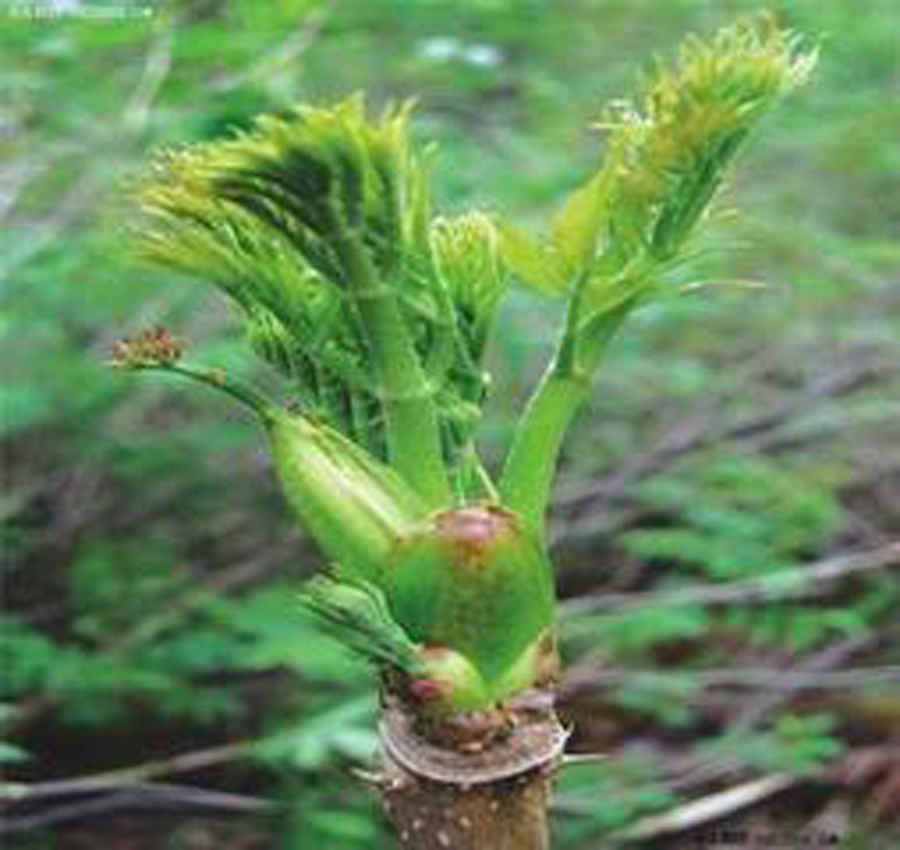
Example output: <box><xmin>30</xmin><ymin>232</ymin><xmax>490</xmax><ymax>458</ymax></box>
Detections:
<box><xmin>384</xmin><ymin>504</ymin><xmax>555</xmax><ymax>695</ymax></box>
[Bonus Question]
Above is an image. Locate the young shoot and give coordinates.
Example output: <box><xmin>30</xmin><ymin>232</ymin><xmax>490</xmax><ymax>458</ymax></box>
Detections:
<box><xmin>120</xmin><ymin>17</ymin><xmax>815</xmax><ymax>725</ymax></box>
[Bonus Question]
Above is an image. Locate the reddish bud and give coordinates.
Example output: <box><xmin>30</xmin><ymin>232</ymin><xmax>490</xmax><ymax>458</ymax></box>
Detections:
<box><xmin>111</xmin><ymin>326</ymin><xmax>185</xmax><ymax>368</ymax></box>
<box><xmin>432</xmin><ymin>504</ymin><xmax>520</xmax><ymax>568</ymax></box>
<box><xmin>409</xmin><ymin>678</ymin><xmax>454</xmax><ymax>703</ymax></box>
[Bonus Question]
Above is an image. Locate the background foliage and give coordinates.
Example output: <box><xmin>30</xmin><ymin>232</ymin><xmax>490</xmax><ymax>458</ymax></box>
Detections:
<box><xmin>2</xmin><ymin>0</ymin><xmax>898</xmax><ymax>847</ymax></box>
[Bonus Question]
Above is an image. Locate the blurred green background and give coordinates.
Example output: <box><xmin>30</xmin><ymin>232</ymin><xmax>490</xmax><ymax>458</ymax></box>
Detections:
<box><xmin>2</xmin><ymin>0</ymin><xmax>898</xmax><ymax>847</ymax></box>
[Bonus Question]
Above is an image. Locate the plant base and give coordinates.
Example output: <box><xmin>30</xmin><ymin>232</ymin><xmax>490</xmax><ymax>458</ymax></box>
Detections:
<box><xmin>379</xmin><ymin>697</ymin><xmax>566</xmax><ymax>849</ymax></box>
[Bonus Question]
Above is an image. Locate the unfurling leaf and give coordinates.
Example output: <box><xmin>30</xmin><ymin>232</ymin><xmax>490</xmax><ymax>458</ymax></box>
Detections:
<box><xmin>565</xmin><ymin>16</ymin><xmax>816</xmax><ymax>326</ymax></box>
<box><xmin>300</xmin><ymin>576</ymin><xmax>425</xmax><ymax>676</ymax></box>
<box><xmin>550</xmin><ymin>172</ymin><xmax>607</xmax><ymax>280</ymax></box>
<box><xmin>431</xmin><ymin>212</ymin><xmax>507</xmax><ymax>339</ymax></box>
<box><xmin>498</xmin><ymin>223</ymin><xmax>568</xmax><ymax>296</ymax></box>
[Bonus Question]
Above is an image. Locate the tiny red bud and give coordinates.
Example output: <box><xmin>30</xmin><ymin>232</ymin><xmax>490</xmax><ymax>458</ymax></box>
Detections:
<box><xmin>111</xmin><ymin>326</ymin><xmax>185</xmax><ymax>368</ymax></box>
<box><xmin>432</xmin><ymin>504</ymin><xmax>520</xmax><ymax>568</ymax></box>
<box><xmin>409</xmin><ymin>678</ymin><xmax>453</xmax><ymax>703</ymax></box>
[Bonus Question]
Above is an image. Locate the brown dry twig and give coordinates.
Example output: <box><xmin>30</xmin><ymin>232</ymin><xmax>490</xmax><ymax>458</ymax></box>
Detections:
<box><xmin>556</xmin><ymin>357</ymin><xmax>887</xmax><ymax>515</ymax></box>
<box><xmin>561</xmin><ymin>542</ymin><xmax>899</xmax><ymax>617</ymax></box>
<box><xmin>1</xmin><ymin>740</ymin><xmax>254</xmax><ymax>804</ymax></box>
<box><xmin>0</xmin><ymin>782</ymin><xmax>273</xmax><ymax>835</ymax></box>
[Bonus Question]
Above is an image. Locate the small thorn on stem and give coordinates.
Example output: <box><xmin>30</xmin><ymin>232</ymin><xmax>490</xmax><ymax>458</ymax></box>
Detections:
<box><xmin>350</xmin><ymin>766</ymin><xmax>386</xmax><ymax>787</ymax></box>
<box><xmin>561</xmin><ymin>751</ymin><xmax>606</xmax><ymax>767</ymax></box>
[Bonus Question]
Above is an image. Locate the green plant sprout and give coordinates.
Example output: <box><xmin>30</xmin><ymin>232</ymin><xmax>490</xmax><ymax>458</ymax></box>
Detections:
<box><xmin>115</xmin><ymin>17</ymin><xmax>814</xmax><ymax>848</ymax></box>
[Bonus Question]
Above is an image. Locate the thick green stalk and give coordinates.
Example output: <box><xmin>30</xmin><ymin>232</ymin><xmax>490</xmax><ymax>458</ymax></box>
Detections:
<box><xmin>499</xmin><ymin>363</ymin><xmax>590</xmax><ymax>537</ymax></box>
<box><xmin>500</xmin><ymin>305</ymin><xmax>627</xmax><ymax>537</ymax></box>
<box><xmin>335</xmin><ymin>231</ymin><xmax>451</xmax><ymax>508</ymax></box>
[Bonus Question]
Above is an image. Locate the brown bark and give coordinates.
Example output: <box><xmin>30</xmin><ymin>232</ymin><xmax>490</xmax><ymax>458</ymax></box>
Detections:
<box><xmin>378</xmin><ymin>697</ymin><xmax>566</xmax><ymax>849</ymax></box>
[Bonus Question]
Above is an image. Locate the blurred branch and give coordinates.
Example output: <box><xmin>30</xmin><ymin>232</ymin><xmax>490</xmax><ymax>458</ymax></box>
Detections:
<box><xmin>561</xmin><ymin>542</ymin><xmax>900</xmax><ymax>617</ymax></box>
<box><xmin>123</xmin><ymin>19</ymin><xmax>175</xmax><ymax>133</ymax></box>
<box><xmin>723</xmin><ymin>634</ymin><xmax>880</xmax><ymax>734</ymax></box>
<box><xmin>0</xmin><ymin>170</ymin><xmax>103</xmax><ymax>284</ymax></box>
<box><xmin>2</xmin><ymin>25</ymin><xmax>173</xmax><ymax>282</ymax></box>
<box><xmin>560</xmin><ymin>633</ymin><xmax>883</xmax><ymax>805</ymax></box>
<box><xmin>8</xmin><ymin>543</ymin><xmax>292</xmax><ymax>735</ymax></box>
<box><xmin>667</xmin><ymin>634</ymin><xmax>878</xmax><ymax>796</ymax></box>
<box><xmin>561</xmin><ymin>632</ymin><xmax>878</xmax><ymax>709</ymax></box>
<box><xmin>209</xmin><ymin>6</ymin><xmax>329</xmax><ymax>94</ymax></box>
<box><xmin>107</xmin><ymin>542</ymin><xmax>293</xmax><ymax>656</ymax></box>
<box><xmin>1</xmin><ymin>792</ymin><xmax>147</xmax><ymax>834</ymax></box>
<box><xmin>2</xmin><ymin>739</ymin><xmax>254</xmax><ymax>803</ymax></box>
<box><xmin>555</xmin><ymin>356</ymin><xmax>888</xmax><ymax>517</ymax></box>
<box><xmin>619</xmin><ymin>773</ymin><xmax>799</xmax><ymax>843</ymax></box>
<box><xmin>0</xmin><ymin>162</ymin><xmax>41</xmax><ymax>225</ymax></box>
<box><xmin>564</xmin><ymin>665</ymin><xmax>900</xmax><ymax>693</ymax></box>
<box><xmin>1</xmin><ymin>782</ymin><xmax>273</xmax><ymax>834</ymax></box>
<box><xmin>549</xmin><ymin>355</ymin><xmax>892</xmax><ymax>550</ymax></box>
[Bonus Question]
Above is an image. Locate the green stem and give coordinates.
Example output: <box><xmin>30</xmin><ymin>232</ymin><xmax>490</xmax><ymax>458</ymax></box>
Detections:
<box><xmin>499</xmin><ymin>362</ymin><xmax>590</xmax><ymax>537</ymax></box>
<box><xmin>335</xmin><ymin>232</ymin><xmax>451</xmax><ymax>508</ymax></box>
<box><xmin>135</xmin><ymin>362</ymin><xmax>275</xmax><ymax>423</ymax></box>
<box><xmin>499</xmin><ymin>304</ymin><xmax>630</xmax><ymax>538</ymax></box>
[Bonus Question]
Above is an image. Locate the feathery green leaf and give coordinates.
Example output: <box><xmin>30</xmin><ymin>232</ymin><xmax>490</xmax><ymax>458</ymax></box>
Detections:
<box><xmin>300</xmin><ymin>576</ymin><xmax>426</xmax><ymax>676</ymax></box>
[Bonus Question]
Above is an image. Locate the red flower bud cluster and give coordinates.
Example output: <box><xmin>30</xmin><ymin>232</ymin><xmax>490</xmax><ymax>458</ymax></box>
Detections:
<box><xmin>112</xmin><ymin>327</ymin><xmax>185</xmax><ymax>368</ymax></box>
